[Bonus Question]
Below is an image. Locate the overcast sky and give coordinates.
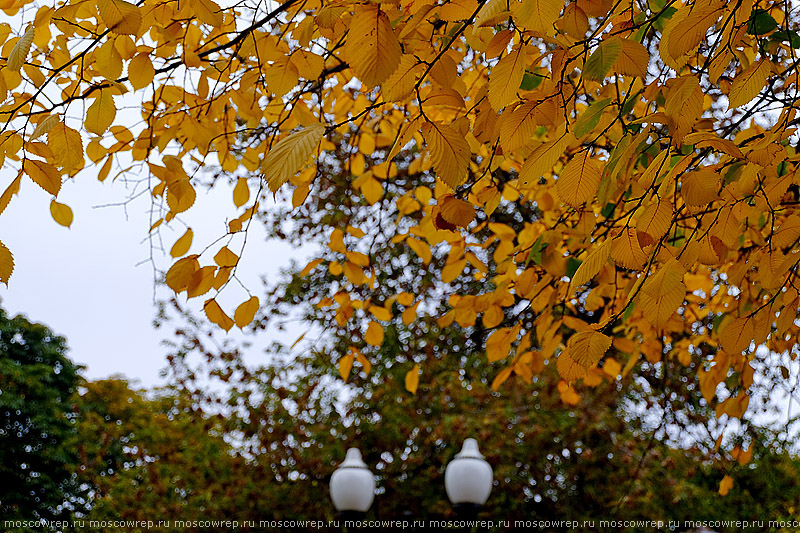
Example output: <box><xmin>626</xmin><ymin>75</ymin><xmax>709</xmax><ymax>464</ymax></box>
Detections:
<box><xmin>0</xmin><ymin>167</ymin><xmax>302</xmax><ymax>388</ymax></box>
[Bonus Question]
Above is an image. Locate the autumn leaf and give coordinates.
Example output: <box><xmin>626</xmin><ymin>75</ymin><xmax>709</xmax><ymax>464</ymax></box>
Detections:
<box><xmin>365</xmin><ymin>321</ymin><xmax>384</xmax><ymax>347</ymax></box>
<box><xmin>49</xmin><ymin>200</ymin><xmax>73</xmax><ymax>228</ymax></box>
<box><xmin>203</xmin><ymin>298</ymin><xmax>234</xmax><ymax>332</ymax></box>
<box><xmin>488</xmin><ymin>45</ymin><xmax>526</xmax><ymax>111</ymax></box>
<box><xmin>421</xmin><ymin>121</ymin><xmax>470</xmax><ymax>188</ymax></box>
<box><xmin>557</xmin><ymin>150</ymin><xmax>601</xmax><ymax>207</ymax></box>
<box><xmin>0</xmin><ymin>240</ymin><xmax>14</xmax><ymax>286</ymax></box>
<box><xmin>439</xmin><ymin>195</ymin><xmax>475</xmax><ymax>228</ymax></box>
<box><xmin>262</xmin><ymin>123</ymin><xmax>325</xmax><ymax>192</ymax></box>
<box><xmin>405</xmin><ymin>364</ymin><xmax>420</xmax><ymax>394</ymax></box>
<box><xmin>85</xmin><ymin>91</ymin><xmax>116</xmax><ymax>136</ymax></box>
<box><xmin>98</xmin><ymin>0</ymin><xmax>142</xmax><ymax>35</ymax></box>
<box><xmin>718</xmin><ymin>475</ymin><xmax>734</xmax><ymax>496</ymax></box>
<box><xmin>7</xmin><ymin>26</ymin><xmax>34</xmax><ymax>72</ymax></box>
<box><xmin>343</xmin><ymin>4</ymin><xmax>401</xmax><ymax>88</ymax></box>
<box><xmin>728</xmin><ymin>59</ymin><xmax>772</xmax><ymax>109</ymax></box>
<box><xmin>233</xmin><ymin>296</ymin><xmax>259</xmax><ymax>328</ymax></box>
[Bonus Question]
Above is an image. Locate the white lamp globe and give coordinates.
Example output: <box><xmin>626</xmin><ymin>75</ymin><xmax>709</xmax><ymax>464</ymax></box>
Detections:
<box><xmin>330</xmin><ymin>448</ymin><xmax>375</xmax><ymax>513</ymax></box>
<box><xmin>444</xmin><ymin>438</ymin><xmax>493</xmax><ymax>506</ymax></box>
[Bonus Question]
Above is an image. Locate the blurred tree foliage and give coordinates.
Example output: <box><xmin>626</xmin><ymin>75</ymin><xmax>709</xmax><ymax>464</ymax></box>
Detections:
<box><xmin>0</xmin><ymin>307</ymin><xmax>84</xmax><ymax>520</ymax></box>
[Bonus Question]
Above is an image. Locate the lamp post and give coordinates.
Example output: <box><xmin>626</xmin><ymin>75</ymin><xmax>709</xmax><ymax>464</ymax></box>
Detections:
<box><xmin>444</xmin><ymin>438</ymin><xmax>493</xmax><ymax>519</ymax></box>
<box><xmin>330</xmin><ymin>448</ymin><xmax>375</xmax><ymax>521</ymax></box>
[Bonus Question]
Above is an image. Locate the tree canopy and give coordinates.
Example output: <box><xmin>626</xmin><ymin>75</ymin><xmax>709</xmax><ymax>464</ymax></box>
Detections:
<box><xmin>3</xmin><ymin>0</ymin><xmax>800</xmax><ymax>497</ymax></box>
<box><xmin>0</xmin><ymin>307</ymin><xmax>84</xmax><ymax>520</ymax></box>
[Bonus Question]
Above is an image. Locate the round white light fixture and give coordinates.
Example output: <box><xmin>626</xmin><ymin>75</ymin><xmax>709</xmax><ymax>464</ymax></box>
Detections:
<box><xmin>330</xmin><ymin>448</ymin><xmax>375</xmax><ymax>513</ymax></box>
<box><xmin>444</xmin><ymin>438</ymin><xmax>493</xmax><ymax>507</ymax></box>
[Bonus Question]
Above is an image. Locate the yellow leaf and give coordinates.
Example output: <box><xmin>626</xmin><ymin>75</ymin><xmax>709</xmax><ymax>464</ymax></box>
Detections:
<box><xmin>30</xmin><ymin>115</ymin><xmax>59</xmax><ymax>141</ymax></box>
<box><xmin>214</xmin><ymin>246</ymin><xmax>238</xmax><ymax>267</ymax></box>
<box><xmin>299</xmin><ymin>258</ymin><xmax>323</xmax><ymax>277</ymax></box>
<box><xmin>610</xmin><ymin>228</ymin><xmax>648</xmax><ymax>270</ymax></box>
<box><xmin>681</xmin><ymin>169</ymin><xmax>719</xmax><ymax>207</ymax></box>
<box><xmin>128</xmin><ymin>54</ymin><xmax>155</xmax><ymax>90</ymax></box>
<box><xmin>407</xmin><ymin>237</ymin><xmax>432</xmax><ymax>264</ymax></box>
<box><xmin>488</xmin><ymin>45</ymin><xmax>526</xmax><ymax>111</ymax></box>
<box><xmin>557</xmin><ymin>150</ymin><xmax>601</xmax><ymax>207</ymax></box>
<box><xmin>728</xmin><ymin>59</ymin><xmax>771</xmax><ymax>109</ymax></box>
<box><xmin>720</xmin><ymin>317</ymin><xmax>754</xmax><ymax>354</ymax></box>
<box><xmin>339</xmin><ymin>352</ymin><xmax>354</xmax><ymax>381</ymax></box>
<box><xmin>262</xmin><ymin>58</ymin><xmax>299</xmax><ymax>97</ymax></box>
<box><xmin>405</xmin><ymin>364</ymin><xmax>420</xmax><ymax>394</ymax></box>
<box><xmin>24</xmin><ymin>160</ymin><xmax>61</xmax><ymax>197</ymax></box>
<box><xmin>421</xmin><ymin>121</ymin><xmax>470</xmax><ymax>188</ymax></box>
<box><xmin>603</xmin><ymin>357</ymin><xmax>621</xmax><ymax>378</ymax></box>
<box><xmin>483</xmin><ymin>305</ymin><xmax>504</xmax><ymax>329</ymax></box>
<box><xmin>49</xmin><ymin>200</ymin><xmax>73</xmax><ymax>228</ymax></box>
<box><xmin>498</xmin><ymin>97</ymin><xmax>539</xmax><ymax>152</ymax></box>
<box><xmin>718</xmin><ymin>475</ymin><xmax>734</xmax><ymax>496</ymax></box>
<box><xmin>557</xmin><ymin>380</ymin><xmax>581</xmax><ymax>405</ymax></box>
<box><xmin>262</xmin><ymin>123</ymin><xmax>325</xmax><ymax>192</ymax></box>
<box><xmin>557</xmin><ymin>348</ymin><xmax>587</xmax><ymax>381</ymax></box>
<box><xmin>559</xmin><ymin>3</ymin><xmax>588</xmax><ymax>39</ymax></box>
<box><xmin>636</xmin><ymin>199</ymin><xmax>672</xmax><ymax>246</ymax></box>
<box><xmin>203</xmin><ymin>298</ymin><xmax>234</xmax><ymax>332</ymax></box>
<box><xmin>166</xmin><ymin>179</ymin><xmax>196</xmax><ymax>214</ymax></box>
<box><xmin>186</xmin><ymin>266</ymin><xmax>216</xmax><ymax>299</ymax></box>
<box><xmin>511</xmin><ymin>0</ymin><xmax>561</xmax><ymax>36</ymax></box>
<box><xmin>774</xmin><ymin>214</ymin><xmax>800</xmax><ymax>248</ymax></box>
<box><xmin>475</xmin><ymin>0</ymin><xmax>508</xmax><ymax>27</ymax></box>
<box><xmin>361</xmin><ymin>176</ymin><xmax>383</xmax><ymax>205</ymax></box>
<box><xmin>491</xmin><ymin>367</ymin><xmax>514</xmax><ymax>391</ymax></box>
<box><xmin>7</xmin><ymin>26</ymin><xmax>34</xmax><ymax>72</ymax></box>
<box><xmin>441</xmin><ymin>259</ymin><xmax>466</xmax><ymax>283</ymax></box>
<box><xmin>0</xmin><ymin>240</ymin><xmax>14</xmax><ymax>286</ymax></box>
<box><xmin>234</xmin><ymin>296</ymin><xmax>259</xmax><ymax>328</ymax></box>
<box><xmin>98</xmin><ymin>0</ymin><xmax>142</xmax><ymax>35</ymax></box>
<box><xmin>165</xmin><ymin>255</ymin><xmax>200</xmax><ymax>293</ymax></box>
<box><xmin>568</xmin><ymin>330</ymin><xmax>612</xmax><ymax>368</ymax></box>
<box><xmin>85</xmin><ymin>91</ymin><xmax>116</xmax><ymax>135</ymax></box>
<box><xmin>486</xmin><ymin>326</ymin><xmax>516</xmax><ymax>362</ymax></box>
<box><xmin>439</xmin><ymin>196</ymin><xmax>475</xmax><ymax>228</ymax></box>
<box><xmin>667</xmin><ymin>4</ymin><xmax>723</xmax><ymax>62</ymax></box>
<box><xmin>365</xmin><ymin>320</ymin><xmax>384</xmax><ymax>346</ymax></box>
<box><xmin>343</xmin><ymin>261</ymin><xmax>367</xmax><ymax>285</ymax></box>
<box><xmin>519</xmin><ymin>133</ymin><xmax>572</xmax><ymax>189</ymax></box>
<box><xmin>355</xmin><ymin>348</ymin><xmax>372</xmax><ymax>376</ymax></box>
<box><xmin>382</xmin><ymin>54</ymin><xmax>424</xmax><ymax>102</ymax></box>
<box><xmin>615</xmin><ymin>38</ymin><xmax>650</xmax><ymax>78</ymax></box>
<box><xmin>369</xmin><ymin>305</ymin><xmax>392</xmax><ymax>322</ymax></box>
<box><xmin>570</xmin><ymin>241</ymin><xmax>610</xmax><ymax>290</ymax></box>
<box><xmin>402</xmin><ymin>302</ymin><xmax>419</xmax><ymax>325</ymax></box>
<box><xmin>47</xmin><ymin>122</ymin><xmax>84</xmax><ymax>174</ymax></box>
<box><xmin>0</xmin><ymin>173</ymin><xmax>22</xmax><ymax>217</ymax></box>
<box><xmin>343</xmin><ymin>4</ymin><xmax>401</xmax><ymax>88</ymax></box>
<box><xmin>233</xmin><ymin>178</ymin><xmax>250</xmax><ymax>208</ymax></box>
<box><xmin>639</xmin><ymin>259</ymin><xmax>686</xmax><ymax>330</ymax></box>
<box><xmin>191</xmin><ymin>0</ymin><xmax>223</xmax><ymax>26</ymax></box>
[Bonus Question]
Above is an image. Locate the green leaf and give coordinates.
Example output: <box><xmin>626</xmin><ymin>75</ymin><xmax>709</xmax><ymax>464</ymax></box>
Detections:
<box><xmin>772</xmin><ymin>30</ymin><xmax>800</xmax><ymax>48</ymax></box>
<box><xmin>583</xmin><ymin>39</ymin><xmax>622</xmax><ymax>82</ymax></box>
<box><xmin>520</xmin><ymin>72</ymin><xmax>543</xmax><ymax>90</ymax></box>
<box><xmin>566</xmin><ymin>257</ymin><xmax>582</xmax><ymax>278</ymax></box>
<box><xmin>601</xmin><ymin>202</ymin><xmax>616</xmax><ymax>218</ymax></box>
<box><xmin>747</xmin><ymin>9</ymin><xmax>777</xmax><ymax>35</ymax></box>
<box><xmin>574</xmin><ymin>98</ymin><xmax>611</xmax><ymax>138</ymax></box>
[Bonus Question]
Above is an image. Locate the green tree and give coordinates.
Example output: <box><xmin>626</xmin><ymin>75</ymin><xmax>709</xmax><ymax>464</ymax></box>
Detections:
<box><xmin>0</xmin><ymin>306</ymin><xmax>84</xmax><ymax>520</ymax></box>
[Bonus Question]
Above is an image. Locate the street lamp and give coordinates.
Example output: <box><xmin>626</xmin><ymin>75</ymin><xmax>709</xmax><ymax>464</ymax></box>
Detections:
<box><xmin>330</xmin><ymin>448</ymin><xmax>375</xmax><ymax>520</ymax></box>
<box><xmin>444</xmin><ymin>438</ymin><xmax>493</xmax><ymax>518</ymax></box>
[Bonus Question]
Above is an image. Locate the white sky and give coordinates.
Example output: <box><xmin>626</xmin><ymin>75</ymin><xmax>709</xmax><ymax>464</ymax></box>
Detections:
<box><xmin>0</xmin><ymin>168</ymin><xmax>302</xmax><ymax>387</ymax></box>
